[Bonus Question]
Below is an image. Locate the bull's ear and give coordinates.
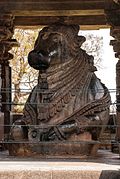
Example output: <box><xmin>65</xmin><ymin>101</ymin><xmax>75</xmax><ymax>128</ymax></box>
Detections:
<box><xmin>34</xmin><ymin>27</ymin><xmax>49</xmax><ymax>50</ymax></box>
<box><xmin>78</xmin><ymin>36</ymin><xmax>86</xmax><ymax>47</ymax></box>
<box><xmin>71</xmin><ymin>24</ymin><xmax>80</xmax><ymax>34</ymax></box>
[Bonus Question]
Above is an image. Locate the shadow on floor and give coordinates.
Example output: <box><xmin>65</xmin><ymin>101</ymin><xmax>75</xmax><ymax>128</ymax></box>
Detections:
<box><xmin>99</xmin><ymin>170</ymin><xmax>120</xmax><ymax>179</ymax></box>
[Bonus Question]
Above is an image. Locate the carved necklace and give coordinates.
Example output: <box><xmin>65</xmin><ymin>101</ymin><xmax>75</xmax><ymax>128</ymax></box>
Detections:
<box><xmin>37</xmin><ymin>51</ymin><xmax>94</xmax><ymax>124</ymax></box>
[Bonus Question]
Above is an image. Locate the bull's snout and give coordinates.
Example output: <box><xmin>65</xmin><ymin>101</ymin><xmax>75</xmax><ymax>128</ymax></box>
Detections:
<box><xmin>28</xmin><ymin>50</ymin><xmax>50</xmax><ymax>71</ymax></box>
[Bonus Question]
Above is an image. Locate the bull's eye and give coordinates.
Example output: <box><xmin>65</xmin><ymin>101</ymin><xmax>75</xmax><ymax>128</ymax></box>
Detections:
<box><xmin>52</xmin><ymin>35</ymin><xmax>60</xmax><ymax>43</ymax></box>
<box><xmin>41</xmin><ymin>33</ymin><xmax>48</xmax><ymax>40</ymax></box>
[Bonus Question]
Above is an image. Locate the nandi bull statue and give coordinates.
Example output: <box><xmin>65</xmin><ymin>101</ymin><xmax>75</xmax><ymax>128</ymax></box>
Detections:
<box><xmin>9</xmin><ymin>23</ymin><xmax>111</xmax><ymax>157</ymax></box>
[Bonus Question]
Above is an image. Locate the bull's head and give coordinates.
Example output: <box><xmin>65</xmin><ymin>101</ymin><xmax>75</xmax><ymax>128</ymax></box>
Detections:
<box><xmin>28</xmin><ymin>23</ymin><xmax>85</xmax><ymax>71</ymax></box>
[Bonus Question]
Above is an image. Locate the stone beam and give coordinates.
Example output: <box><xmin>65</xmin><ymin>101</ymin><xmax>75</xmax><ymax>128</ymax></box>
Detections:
<box><xmin>14</xmin><ymin>15</ymin><xmax>107</xmax><ymax>27</ymax></box>
<box><xmin>0</xmin><ymin>0</ymin><xmax>110</xmax><ymax>29</ymax></box>
<box><xmin>0</xmin><ymin>1</ymin><xmax>105</xmax><ymax>14</ymax></box>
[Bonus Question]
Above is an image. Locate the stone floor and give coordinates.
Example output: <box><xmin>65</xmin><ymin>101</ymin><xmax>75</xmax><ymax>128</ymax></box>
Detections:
<box><xmin>0</xmin><ymin>150</ymin><xmax>119</xmax><ymax>179</ymax></box>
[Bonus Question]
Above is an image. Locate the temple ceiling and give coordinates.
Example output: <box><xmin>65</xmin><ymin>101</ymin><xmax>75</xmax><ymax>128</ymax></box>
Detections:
<box><xmin>0</xmin><ymin>0</ymin><xmax>119</xmax><ymax>29</ymax></box>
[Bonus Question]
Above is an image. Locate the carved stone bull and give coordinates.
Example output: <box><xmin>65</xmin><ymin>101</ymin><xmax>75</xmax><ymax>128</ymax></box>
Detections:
<box><xmin>10</xmin><ymin>23</ymin><xmax>111</xmax><ymax>156</ymax></box>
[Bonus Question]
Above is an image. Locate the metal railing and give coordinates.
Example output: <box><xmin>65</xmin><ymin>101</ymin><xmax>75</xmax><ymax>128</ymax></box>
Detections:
<box><xmin>0</xmin><ymin>87</ymin><xmax>120</xmax><ymax>156</ymax></box>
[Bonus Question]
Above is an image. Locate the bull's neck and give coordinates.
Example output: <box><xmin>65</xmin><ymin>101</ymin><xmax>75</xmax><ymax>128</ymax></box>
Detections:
<box><xmin>47</xmin><ymin>52</ymin><xmax>93</xmax><ymax>90</ymax></box>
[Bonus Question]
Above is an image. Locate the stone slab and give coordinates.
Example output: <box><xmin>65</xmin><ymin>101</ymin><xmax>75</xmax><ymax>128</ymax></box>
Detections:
<box><xmin>0</xmin><ymin>150</ymin><xmax>119</xmax><ymax>179</ymax></box>
<box><xmin>0</xmin><ymin>161</ymin><xmax>119</xmax><ymax>179</ymax></box>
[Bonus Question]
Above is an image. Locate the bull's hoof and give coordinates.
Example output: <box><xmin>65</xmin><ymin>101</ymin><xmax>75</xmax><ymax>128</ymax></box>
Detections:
<box><xmin>10</xmin><ymin>120</ymin><xmax>28</xmax><ymax>140</ymax></box>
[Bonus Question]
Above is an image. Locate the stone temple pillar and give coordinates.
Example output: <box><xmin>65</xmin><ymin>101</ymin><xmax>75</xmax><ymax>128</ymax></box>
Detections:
<box><xmin>105</xmin><ymin>2</ymin><xmax>120</xmax><ymax>141</ymax></box>
<box><xmin>0</xmin><ymin>14</ymin><xmax>18</xmax><ymax>140</ymax></box>
<box><xmin>110</xmin><ymin>27</ymin><xmax>120</xmax><ymax>141</ymax></box>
